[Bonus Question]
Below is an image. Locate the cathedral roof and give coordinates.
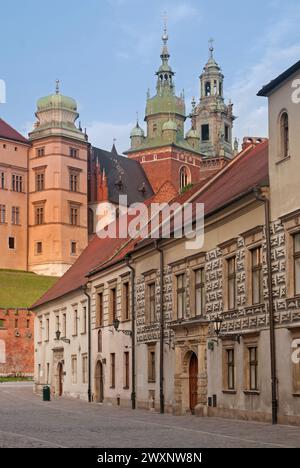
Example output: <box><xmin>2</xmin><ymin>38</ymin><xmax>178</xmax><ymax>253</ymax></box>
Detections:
<box><xmin>92</xmin><ymin>146</ymin><xmax>154</xmax><ymax>205</ymax></box>
<box><xmin>0</xmin><ymin>118</ymin><xmax>29</xmax><ymax>144</ymax></box>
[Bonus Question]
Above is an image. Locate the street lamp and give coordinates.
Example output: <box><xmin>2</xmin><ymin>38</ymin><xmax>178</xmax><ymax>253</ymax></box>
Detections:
<box><xmin>210</xmin><ymin>315</ymin><xmax>241</xmax><ymax>344</ymax></box>
<box><xmin>113</xmin><ymin>317</ymin><xmax>132</xmax><ymax>336</ymax></box>
<box><xmin>55</xmin><ymin>329</ymin><xmax>70</xmax><ymax>344</ymax></box>
<box><xmin>212</xmin><ymin>315</ymin><xmax>223</xmax><ymax>337</ymax></box>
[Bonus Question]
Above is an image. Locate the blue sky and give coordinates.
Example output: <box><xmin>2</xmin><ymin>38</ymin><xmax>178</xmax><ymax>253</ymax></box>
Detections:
<box><xmin>0</xmin><ymin>0</ymin><xmax>300</xmax><ymax>152</ymax></box>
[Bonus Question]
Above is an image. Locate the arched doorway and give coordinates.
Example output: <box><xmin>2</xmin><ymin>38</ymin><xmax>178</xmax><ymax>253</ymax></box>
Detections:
<box><xmin>95</xmin><ymin>361</ymin><xmax>104</xmax><ymax>403</ymax></box>
<box><xmin>57</xmin><ymin>362</ymin><xmax>63</xmax><ymax>396</ymax></box>
<box><xmin>189</xmin><ymin>353</ymin><xmax>198</xmax><ymax>413</ymax></box>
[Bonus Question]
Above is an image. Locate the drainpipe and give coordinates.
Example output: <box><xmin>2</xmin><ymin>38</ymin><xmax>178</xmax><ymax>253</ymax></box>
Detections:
<box><xmin>254</xmin><ymin>187</ymin><xmax>278</xmax><ymax>424</ymax></box>
<box><xmin>83</xmin><ymin>283</ymin><xmax>92</xmax><ymax>403</ymax></box>
<box><xmin>125</xmin><ymin>254</ymin><xmax>136</xmax><ymax>410</ymax></box>
<box><xmin>154</xmin><ymin>240</ymin><xmax>165</xmax><ymax>414</ymax></box>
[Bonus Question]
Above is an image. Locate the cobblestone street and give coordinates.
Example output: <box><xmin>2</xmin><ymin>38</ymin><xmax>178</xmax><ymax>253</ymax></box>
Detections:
<box><xmin>0</xmin><ymin>383</ymin><xmax>299</xmax><ymax>448</ymax></box>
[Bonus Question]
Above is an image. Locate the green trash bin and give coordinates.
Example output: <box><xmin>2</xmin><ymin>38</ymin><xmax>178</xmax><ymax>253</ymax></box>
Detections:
<box><xmin>43</xmin><ymin>385</ymin><xmax>51</xmax><ymax>402</ymax></box>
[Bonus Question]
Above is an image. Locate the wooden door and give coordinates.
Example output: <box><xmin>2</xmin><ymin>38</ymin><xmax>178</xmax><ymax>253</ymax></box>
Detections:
<box><xmin>95</xmin><ymin>361</ymin><xmax>104</xmax><ymax>403</ymax></box>
<box><xmin>189</xmin><ymin>353</ymin><xmax>198</xmax><ymax>413</ymax></box>
<box><xmin>58</xmin><ymin>363</ymin><xmax>63</xmax><ymax>396</ymax></box>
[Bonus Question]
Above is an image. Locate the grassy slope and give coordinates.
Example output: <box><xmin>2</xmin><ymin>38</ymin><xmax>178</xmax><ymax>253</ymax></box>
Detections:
<box><xmin>0</xmin><ymin>270</ymin><xmax>58</xmax><ymax>309</ymax></box>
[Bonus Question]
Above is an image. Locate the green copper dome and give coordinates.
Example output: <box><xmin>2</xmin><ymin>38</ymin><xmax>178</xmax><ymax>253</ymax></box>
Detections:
<box><xmin>186</xmin><ymin>128</ymin><xmax>199</xmax><ymax>139</ymax></box>
<box><xmin>37</xmin><ymin>93</ymin><xmax>77</xmax><ymax>112</ymax></box>
<box><xmin>163</xmin><ymin>119</ymin><xmax>178</xmax><ymax>131</ymax></box>
<box><xmin>130</xmin><ymin>123</ymin><xmax>145</xmax><ymax>138</ymax></box>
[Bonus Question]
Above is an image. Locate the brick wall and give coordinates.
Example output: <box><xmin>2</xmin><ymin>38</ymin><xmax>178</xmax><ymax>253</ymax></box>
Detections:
<box><xmin>0</xmin><ymin>308</ymin><xmax>34</xmax><ymax>377</ymax></box>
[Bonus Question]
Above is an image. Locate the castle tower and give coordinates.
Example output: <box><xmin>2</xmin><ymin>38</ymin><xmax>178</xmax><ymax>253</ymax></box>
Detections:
<box><xmin>125</xmin><ymin>25</ymin><xmax>204</xmax><ymax>193</ymax></box>
<box><xmin>195</xmin><ymin>40</ymin><xmax>235</xmax><ymax>159</ymax></box>
<box><xmin>27</xmin><ymin>81</ymin><xmax>89</xmax><ymax>277</ymax></box>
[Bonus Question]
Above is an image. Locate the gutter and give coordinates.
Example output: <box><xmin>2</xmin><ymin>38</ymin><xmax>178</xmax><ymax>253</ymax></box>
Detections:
<box><xmin>125</xmin><ymin>254</ymin><xmax>136</xmax><ymax>410</ymax></box>
<box><xmin>154</xmin><ymin>240</ymin><xmax>165</xmax><ymax>414</ymax></box>
<box><xmin>82</xmin><ymin>284</ymin><xmax>92</xmax><ymax>403</ymax></box>
<box><xmin>254</xmin><ymin>187</ymin><xmax>278</xmax><ymax>425</ymax></box>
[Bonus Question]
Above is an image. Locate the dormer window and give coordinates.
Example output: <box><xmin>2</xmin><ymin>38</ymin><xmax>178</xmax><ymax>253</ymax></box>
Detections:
<box><xmin>280</xmin><ymin>112</ymin><xmax>289</xmax><ymax>159</ymax></box>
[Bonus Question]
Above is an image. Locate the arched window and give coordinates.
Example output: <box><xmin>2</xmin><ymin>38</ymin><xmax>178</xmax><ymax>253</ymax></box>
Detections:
<box><xmin>205</xmin><ymin>82</ymin><xmax>211</xmax><ymax>97</ymax></box>
<box><xmin>98</xmin><ymin>330</ymin><xmax>102</xmax><ymax>353</ymax></box>
<box><xmin>180</xmin><ymin>166</ymin><xmax>189</xmax><ymax>191</ymax></box>
<box><xmin>280</xmin><ymin>112</ymin><xmax>289</xmax><ymax>158</ymax></box>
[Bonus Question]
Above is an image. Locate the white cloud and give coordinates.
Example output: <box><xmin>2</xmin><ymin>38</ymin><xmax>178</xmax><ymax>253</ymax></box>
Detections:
<box><xmin>86</xmin><ymin>120</ymin><xmax>136</xmax><ymax>153</ymax></box>
<box><xmin>169</xmin><ymin>3</ymin><xmax>200</xmax><ymax>24</ymax></box>
<box><xmin>229</xmin><ymin>7</ymin><xmax>300</xmax><ymax>145</ymax></box>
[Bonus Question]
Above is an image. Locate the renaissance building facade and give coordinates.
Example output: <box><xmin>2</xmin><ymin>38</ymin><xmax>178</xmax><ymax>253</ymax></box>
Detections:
<box><xmin>32</xmin><ymin>59</ymin><xmax>300</xmax><ymax>425</ymax></box>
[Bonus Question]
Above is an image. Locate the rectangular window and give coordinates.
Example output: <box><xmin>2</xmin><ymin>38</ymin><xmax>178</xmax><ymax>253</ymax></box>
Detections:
<box><xmin>46</xmin><ymin>363</ymin><xmax>50</xmax><ymax>384</ymax></box>
<box><xmin>12</xmin><ymin>174</ymin><xmax>23</xmax><ymax>192</ymax></box>
<box><xmin>251</xmin><ymin>247</ymin><xmax>263</xmax><ymax>305</ymax></box>
<box><xmin>55</xmin><ymin>315</ymin><xmax>60</xmax><ymax>335</ymax></box>
<box><xmin>12</xmin><ymin>206</ymin><xmax>20</xmax><ymax>225</ymax></box>
<box><xmin>82</xmin><ymin>355</ymin><xmax>88</xmax><ymax>384</ymax></box>
<box><xmin>35</xmin><ymin>172</ymin><xmax>45</xmax><ymax>192</ymax></box>
<box><xmin>195</xmin><ymin>268</ymin><xmax>205</xmax><ymax>316</ymax></box>
<box><xmin>36</xmin><ymin>147</ymin><xmax>45</xmax><ymax>157</ymax></box>
<box><xmin>71</xmin><ymin>241</ymin><xmax>77</xmax><ymax>255</ymax></box>
<box><xmin>38</xmin><ymin>319</ymin><xmax>43</xmax><ymax>342</ymax></box>
<box><xmin>8</xmin><ymin>237</ymin><xmax>15</xmax><ymax>249</ymax></box>
<box><xmin>248</xmin><ymin>347</ymin><xmax>258</xmax><ymax>391</ymax></box>
<box><xmin>110</xmin><ymin>353</ymin><xmax>116</xmax><ymax>388</ymax></box>
<box><xmin>36</xmin><ymin>242</ymin><xmax>43</xmax><ymax>255</ymax></box>
<box><xmin>73</xmin><ymin>309</ymin><xmax>78</xmax><ymax>336</ymax></box>
<box><xmin>70</xmin><ymin>206</ymin><xmax>79</xmax><ymax>226</ymax></box>
<box><xmin>294</xmin><ymin>233</ymin><xmax>300</xmax><ymax>296</ymax></box>
<box><xmin>226</xmin><ymin>349</ymin><xmax>235</xmax><ymax>390</ymax></box>
<box><xmin>70</xmin><ymin>171</ymin><xmax>79</xmax><ymax>192</ymax></box>
<box><xmin>201</xmin><ymin>124</ymin><xmax>210</xmax><ymax>141</ymax></box>
<box><xmin>0</xmin><ymin>319</ymin><xmax>5</xmax><ymax>328</ymax></box>
<box><xmin>123</xmin><ymin>282</ymin><xmax>130</xmax><ymax>321</ymax></box>
<box><xmin>96</xmin><ymin>292</ymin><xmax>104</xmax><ymax>328</ymax></box>
<box><xmin>176</xmin><ymin>274</ymin><xmax>186</xmax><ymax>320</ymax></box>
<box><xmin>124</xmin><ymin>351</ymin><xmax>130</xmax><ymax>389</ymax></box>
<box><xmin>81</xmin><ymin>306</ymin><xmax>87</xmax><ymax>334</ymax></box>
<box><xmin>62</xmin><ymin>313</ymin><xmax>67</xmax><ymax>338</ymax></box>
<box><xmin>71</xmin><ymin>356</ymin><xmax>77</xmax><ymax>384</ymax></box>
<box><xmin>148</xmin><ymin>348</ymin><xmax>156</xmax><ymax>383</ymax></box>
<box><xmin>0</xmin><ymin>205</ymin><xmax>6</xmax><ymax>223</ymax></box>
<box><xmin>70</xmin><ymin>147</ymin><xmax>79</xmax><ymax>158</ymax></box>
<box><xmin>0</xmin><ymin>172</ymin><xmax>5</xmax><ymax>189</ymax></box>
<box><xmin>45</xmin><ymin>318</ymin><xmax>49</xmax><ymax>341</ymax></box>
<box><xmin>110</xmin><ymin>287</ymin><xmax>117</xmax><ymax>324</ymax></box>
<box><xmin>35</xmin><ymin>206</ymin><xmax>44</xmax><ymax>225</ymax></box>
<box><xmin>225</xmin><ymin>124</ymin><xmax>230</xmax><ymax>142</ymax></box>
<box><xmin>148</xmin><ymin>282</ymin><xmax>156</xmax><ymax>324</ymax></box>
<box><xmin>227</xmin><ymin>256</ymin><xmax>236</xmax><ymax>311</ymax></box>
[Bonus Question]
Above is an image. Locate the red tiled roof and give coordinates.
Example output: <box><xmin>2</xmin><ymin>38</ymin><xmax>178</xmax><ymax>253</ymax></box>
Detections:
<box><xmin>31</xmin><ymin>182</ymin><xmax>177</xmax><ymax>309</ymax></box>
<box><xmin>0</xmin><ymin>118</ymin><xmax>29</xmax><ymax>144</ymax></box>
<box><xmin>195</xmin><ymin>140</ymin><xmax>269</xmax><ymax>217</ymax></box>
<box><xmin>32</xmin><ymin>143</ymin><xmax>269</xmax><ymax>309</ymax></box>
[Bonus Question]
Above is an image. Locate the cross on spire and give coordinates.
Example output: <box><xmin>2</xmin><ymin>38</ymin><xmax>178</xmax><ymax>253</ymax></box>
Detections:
<box><xmin>209</xmin><ymin>38</ymin><xmax>214</xmax><ymax>57</ymax></box>
<box><xmin>162</xmin><ymin>11</ymin><xmax>168</xmax><ymax>43</ymax></box>
<box><xmin>55</xmin><ymin>79</ymin><xmax>60</xmax><ymax>95</ymax></box>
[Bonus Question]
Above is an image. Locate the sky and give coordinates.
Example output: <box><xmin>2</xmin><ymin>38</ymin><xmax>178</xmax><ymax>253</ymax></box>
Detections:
<box><xmin>0</xmin><ymin>0</ymin><xmax>300</xmax><ymax>153</ymax></box>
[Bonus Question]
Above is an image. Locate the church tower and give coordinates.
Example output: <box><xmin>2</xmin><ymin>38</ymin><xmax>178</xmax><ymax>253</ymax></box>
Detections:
<box><xmin>125</xmin><ymin>24</ymin><xmax>204</xmax><ymax>194</ymax></box>
<box><xmin>194</xmin><ymin>41</ymin><xmax>235</xmax><ymax>159</ymax></box>
<box><xmin>27</xmin><ymin>82</ymin><xmax>89</xmax><ymax>276</ymax></box>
